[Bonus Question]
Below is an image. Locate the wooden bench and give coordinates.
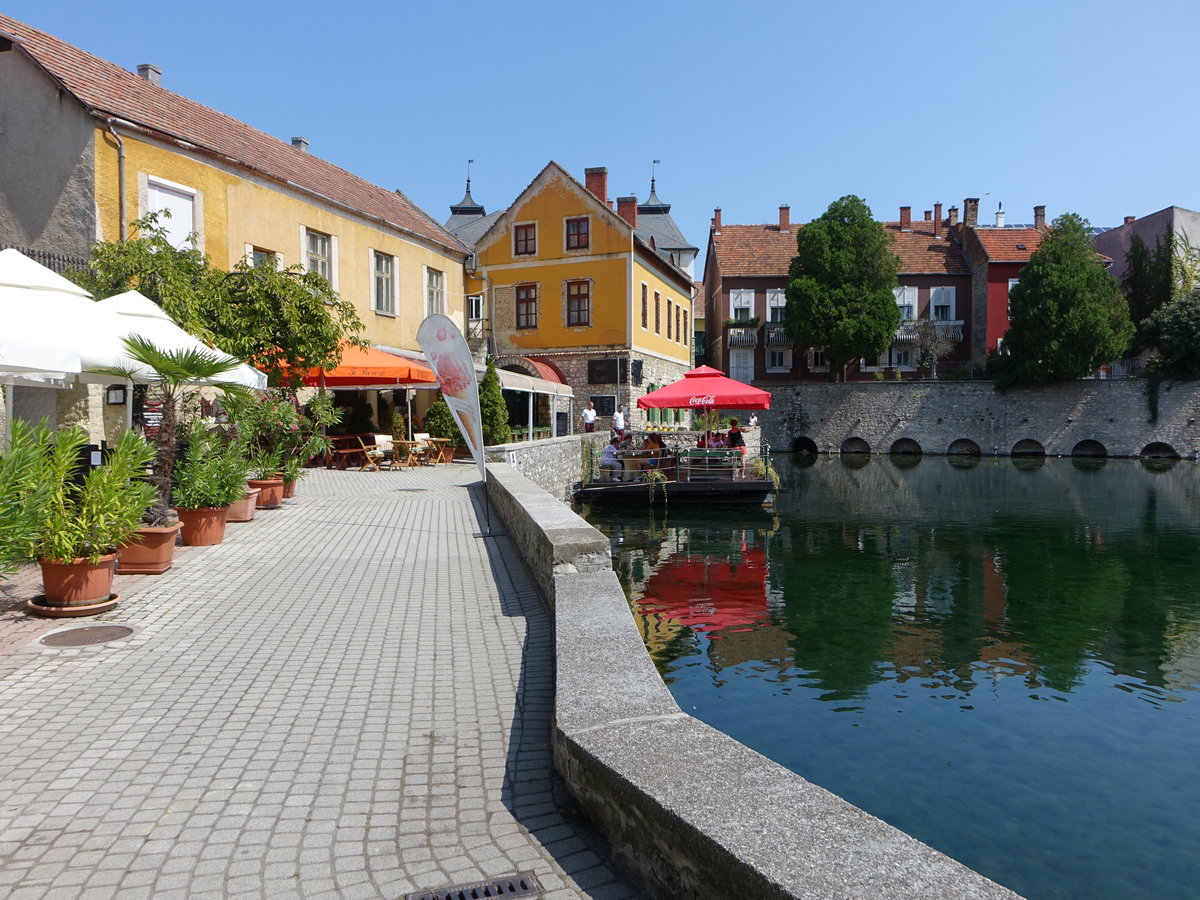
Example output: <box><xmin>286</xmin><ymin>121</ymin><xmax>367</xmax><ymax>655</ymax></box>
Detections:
<box><xmin>327</xmin><ymin>434</ymin><xmax>370</xmax><ymax>470</ymax></box>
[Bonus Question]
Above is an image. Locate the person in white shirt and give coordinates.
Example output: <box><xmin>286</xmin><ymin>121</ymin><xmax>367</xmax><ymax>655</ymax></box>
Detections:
<box><xmin>612</xmin><ymin>404</ymin><xmax>626</xmax><ymax>438</ymax></box>
<box><xmin>748</xmin><ymin>413</ymin><xmax>758</xmax><ymax>428</ymax></box>
<box><xmin>578</xmin><ymin>401</ymin><xmax>597</xmax><ymax>433</ymax></box>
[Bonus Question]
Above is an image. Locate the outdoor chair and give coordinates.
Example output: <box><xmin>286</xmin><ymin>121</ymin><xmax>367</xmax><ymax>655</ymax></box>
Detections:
<box><xmin>413</xmin><ymin>433</ymin><xmax>436</xmax><ymax>465</ymax></box>
<box><xmin>356</xmin><ymin>435</ymin><xmax>391</xmax><ymax>471</ymax></box>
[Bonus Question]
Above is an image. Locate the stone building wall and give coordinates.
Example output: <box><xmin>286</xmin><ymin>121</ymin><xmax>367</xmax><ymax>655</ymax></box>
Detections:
<box><xmin>761</xmin><ymin>380</ymin><xmax>1200</xmax><ymax>458</ymax></box>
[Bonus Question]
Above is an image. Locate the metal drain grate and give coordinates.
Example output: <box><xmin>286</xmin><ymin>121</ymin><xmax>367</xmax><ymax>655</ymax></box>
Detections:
<box><xmin>406</xmin><ymin>872</ymin><xmax>541</xmax><ymax>900</ymax></box>
<box><xmin>40</xmin><ymin>625</ymin><xmax>135</xmax><ymax>648</ymax></box>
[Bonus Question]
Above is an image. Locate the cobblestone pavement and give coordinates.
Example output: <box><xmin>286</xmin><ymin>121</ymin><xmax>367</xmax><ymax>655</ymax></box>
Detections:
<box><xmin>0</xmin><ymin>464</ymin><xmax>645</xmax><ymax>899</ymax></box>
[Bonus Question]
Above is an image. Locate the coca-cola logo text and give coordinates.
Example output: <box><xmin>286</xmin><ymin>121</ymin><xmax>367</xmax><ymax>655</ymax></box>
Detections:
<box><xmin>689</xmin><ymin>394</ymin><xmax>716</xmax><ymax>405</ymax></box>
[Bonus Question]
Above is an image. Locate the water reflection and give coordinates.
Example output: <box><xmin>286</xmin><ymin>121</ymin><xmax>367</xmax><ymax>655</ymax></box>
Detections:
<box><xmin>586</xmin><ymin>455</ymin><xmax>1200</xmax><ymax>900</ymax></box>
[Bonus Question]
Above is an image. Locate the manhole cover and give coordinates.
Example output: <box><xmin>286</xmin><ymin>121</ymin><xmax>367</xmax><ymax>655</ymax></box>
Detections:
<box><xmin>407</xmin><ymin>872</ymin><xmax>541</xmax><ymax>900</ymax></box>
<box><xmin>40</xmin><ymin>625</ymin><xmax>135</xmax><ymax>648</ymax></box>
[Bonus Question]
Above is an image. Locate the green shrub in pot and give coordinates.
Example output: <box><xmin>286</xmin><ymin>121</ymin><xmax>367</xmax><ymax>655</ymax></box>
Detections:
<box><xmin>173</xmin><ymin>421</ymin><xmax>251</xmax><ymax>511</ymax></box>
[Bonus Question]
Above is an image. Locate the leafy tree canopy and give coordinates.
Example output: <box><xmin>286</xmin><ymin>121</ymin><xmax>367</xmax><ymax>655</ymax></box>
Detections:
<box><xmin>1144</xmin><ymin>288</ymin><xmax>1200</xmax><ymax>379</ymax></box>
<box><xmin>69</xmin><ymin>213</ymin><xmax>366</xmax><ymax>386</ymax></box>
<box><xmin>993</xmin><ymin>213</ymin><xmax>1133</xmax><ymax>388</ymax></box>
<box><xmin>1122</xmin><ymin>232</ymin><xmax>1176</xmax><ymax>349</ymax></box>
<box><xmin>784</xmin><ymin>195</ymin><xmax>901</xmax><ymax>373</ymax></box>
<box><xmin>479</xmin><ymin>360</ymin><xmax>511</xmax><ymax>446</ymax></box>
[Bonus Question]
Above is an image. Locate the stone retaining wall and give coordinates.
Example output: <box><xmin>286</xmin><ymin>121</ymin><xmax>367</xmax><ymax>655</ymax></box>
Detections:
<box><xmin>763</xmin><ymin>380</ymin><xmax>1200</xmax><ymax>458</ymax></box>
<box><xmin>485</xmin><ymin>462</ymin><xmax>1021</xmax><ymax>900</ymax></box>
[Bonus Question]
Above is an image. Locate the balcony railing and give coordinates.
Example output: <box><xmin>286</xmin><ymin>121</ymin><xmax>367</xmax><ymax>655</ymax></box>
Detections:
<box><xmin>894</xmin><ymin>319</ymin><xmax>963</xmax><ymax>344</ymax></box>
<box><xmin>765</xmin><ymin>325</ymin><xmax>791</xmax><ymax>348</ymax></box>
<box><xmin>727</xmin><ymin>325</ymin><xmax>759</xmax><ymax>348</ymax></box>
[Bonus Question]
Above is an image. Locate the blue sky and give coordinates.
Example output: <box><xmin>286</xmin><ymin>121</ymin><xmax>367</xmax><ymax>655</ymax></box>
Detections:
<box><xmin>7</xmin><ymin>1</ymin><xmax>1199</xmax><ymax>259</ymax></box>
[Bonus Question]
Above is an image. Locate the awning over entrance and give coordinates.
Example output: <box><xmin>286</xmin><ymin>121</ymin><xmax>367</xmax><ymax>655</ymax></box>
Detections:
<box><xmin>496</xmin><ymin>368</ymin><xmax>574</xmax><ymax>398</ymax></box>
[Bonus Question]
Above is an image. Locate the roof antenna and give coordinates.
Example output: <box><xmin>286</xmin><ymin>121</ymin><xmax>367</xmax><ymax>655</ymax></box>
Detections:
<box><xmin>651</xmin><ymin>159</ymin><xmax>660</xmax><ymax>193</ymax></box>
<box><xmin>466</xmin><ymin>159</ymin><xmax>474</xmax><ymax>192</ymax></box>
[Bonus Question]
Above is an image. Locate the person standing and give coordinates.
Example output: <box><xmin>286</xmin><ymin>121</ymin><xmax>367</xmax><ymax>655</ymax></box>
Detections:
<box><xmin>579</xmin><ymin>401</ymin><xmax>597</xmax><ymax>433</ymax></box>
<box><xmin>747</xmin><ymin>413</ymin><xmax>758</xmax><ymax>428</ymax></box>
<box><xmin>612</xmin><ymin>403</ymin><xmax>626</xmax><ymax>439</ymax></box>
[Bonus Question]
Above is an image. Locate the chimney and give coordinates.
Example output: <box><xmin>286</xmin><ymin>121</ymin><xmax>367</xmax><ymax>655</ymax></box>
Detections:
<box><xmin>713</xmin><ymin>207</ymin><xmax>722</xmax><ymax>232</ymax></box>
<box><xmin>923</xmin><ymin>210</ymin><xmax>932</xmax><ymax>221</ymax></box>
<box><xmin>964</xmin><ymin>198</ymin><xmax>979</xmax><ymax>227</ymax></box>
<box><xmin>899</xmin><ymin>206</ymin><xmax>912</xmax><ymax>232</ymax></box>
<box><xmin>779</xmin><ymin>205</ymin><xmax>790</xmax><ymax>232</ymax></box>
<box><xmin>1123</xmin><ymin>215</ymin><xmax>1136</xmax><ymax>226</ymax></box>
<box><xmin>949</xmin><ymin>206</ymin><xmax>959</xmax><ymax>227</ymax></box>
<box><xmin>136</xmin><ymin>63</ymin><xmax>161</xmax><ymax>86</ymax></box>
<box><xmin>933</xmin><ymin>202</ymin><xmax>943</xmax><ymax>238</ymax></box>
<box><xmin>1035</xmin><ymin>206</ymin><xmax>1047</xmax><ymax>229</ymax></box>
<box><xmin>995</xmin><ymin>204</ymin><xmax>1006</xmax><ymax>227</ymax></box>
<box><xmin>617</xmin><ymin>196</ymin><xmax>638</xmax><ymax>229</ymax></box>
<box><xmin>584</xmin><ymin>167</ymin><xmax>608</xmax><ymax>204</ymax></box>
<box><xmin>291</xmin><ymin>137</ymin><xmax>309</xmax><ymax>153</ymax></box>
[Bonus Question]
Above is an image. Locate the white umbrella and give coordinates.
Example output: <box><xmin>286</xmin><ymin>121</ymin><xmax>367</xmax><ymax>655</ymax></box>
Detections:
<box><xmin>0</xmin><ymin>249</ymin><xmax>88</xmax><ymax>376</ymax></box>
<box><xmin>90</xmin><ymin>290</ymin><xmax>267</xmax><ymax>389</ymax></box>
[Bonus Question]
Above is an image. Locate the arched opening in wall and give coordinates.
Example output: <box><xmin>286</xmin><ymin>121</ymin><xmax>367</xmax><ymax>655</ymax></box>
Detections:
<box><xmin>1140</xmin><ymin>441</ymin><xmax>1179</xmax><ymax>460</ymax></box>
<box><xmin>792</xmin><ymin>436</ymin><xmax>819</xmax><ymax>455</ymax></box>
<box><xmin>890</xmin><ymin>438</ymin><xmax>922</xmax><ymax>456</ymax></box>
<box><xmin>1071</xmin><ymin>439</ymin><xmax>1107</xmax><ymax>458</ymax></box>
<box><xmin>947</xmin><ymin>438</ymin><xmax>981</xmax><ymax>456</ymax></box>
<box><xmin>840</xmin><ymin>437</ymin><xmax>871</xmax><ymax>455</ymax></box>
<box><xmin>1011</xmin><ymin>439</ymin><xmax>1045</xmax><ymax>457</ymax></box>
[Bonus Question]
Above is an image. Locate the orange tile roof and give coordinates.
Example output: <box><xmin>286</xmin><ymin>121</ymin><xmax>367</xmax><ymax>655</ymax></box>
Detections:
<box><xmin>971</xmin><ymin>227</ymin><xmax>1045</xmax><ymax>263</ymax></box>
<box><xmin>882</xmin><ymin>223</ymin><xmax>970</xmax><ymax>274</ymax></box>
<box><xmin>710</xmin><ymin>225</ymin><xmax>798</xmax><ymax>277</ymax></box>
<box><xmin>0</xmin><ymin>15</ymin><xmax>465</xmax><ymax>256</ymax></box>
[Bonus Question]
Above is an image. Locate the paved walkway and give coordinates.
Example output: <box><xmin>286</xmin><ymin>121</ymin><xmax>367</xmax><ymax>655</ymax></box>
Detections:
<box><xmin>0</xmin><ymin>464</ymin><xmax>644</xmax><ymax>899</ymax></box>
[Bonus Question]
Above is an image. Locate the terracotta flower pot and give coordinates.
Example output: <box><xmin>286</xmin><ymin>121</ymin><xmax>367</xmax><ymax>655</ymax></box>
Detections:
<box><xmin>116</xmin><ymin>523</ymin><xmax>182</xmax><ymax>575</ymax></box>
<box><xmin>226</xmin><ymin>488</ymin><xmax>261</xmax><ymax>523</ymax></box>
<box><xmin>247</xmin><ymin>478</ymin><xmax>284</xmax><ymax>509</ymax></box>
<box><xmin>36</xmin><ymin>554</ymin><xmax>118</xmax><ymax>615</ymax></box>
<box><xmin>282</xmin><ymin>478</ymin><xmax>297</xmax><ymax>499</ymax></box>
<box><xmin>177</xmin><ymin>507</ymin><xmax>229</xmax><ymax>546</ymax></box>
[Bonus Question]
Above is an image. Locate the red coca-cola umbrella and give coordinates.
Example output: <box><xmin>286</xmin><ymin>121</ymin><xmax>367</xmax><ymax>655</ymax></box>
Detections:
<box><xmin>636</xmin><ymin>365</ymin><xmax>771</xmax><ymax>410</ymax></box>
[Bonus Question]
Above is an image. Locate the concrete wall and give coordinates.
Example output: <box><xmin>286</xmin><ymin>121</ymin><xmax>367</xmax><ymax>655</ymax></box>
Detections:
<box><xmin>485</xmin><ymin>463</ymin><xmax>1021</xmax><ymax>899</ymax></box>
<box><xmin>763</xmin><ymin>380</ymin><xmax>1200</xmax><ymax>458</ymax></box>
<box><xmin>0</xmin><ymin>46</ymin><xmax>95</xmax><ymax>256</ymax></box>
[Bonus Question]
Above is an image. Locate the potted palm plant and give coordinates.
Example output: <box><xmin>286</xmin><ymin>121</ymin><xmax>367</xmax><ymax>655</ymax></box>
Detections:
<box><xmin>91</xmin><ymin>336</ymin><xmax>251</xmax><ymax>573</ymax></box>
<box><xmin>173</xmin><ymin>421</ymin><xmax>251</xmax><ymax>545</ymax></box>
<box><xmin>25</xmin><ymin>425</ymin><xmax>156</xmax><ymax>616</ymax></box>
<box><xmin>0</xmin><ymin>419</ymin><xmax>49</xmax><ymax>580</ymax></box>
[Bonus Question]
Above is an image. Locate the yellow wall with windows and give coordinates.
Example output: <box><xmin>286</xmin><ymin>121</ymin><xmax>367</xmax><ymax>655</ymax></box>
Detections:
<box><xmin>632</xmin><ymin>258</ymin><xmax>692</xmax><ymax>366</ymax></box>
<box><xmin>92</xmin><ymin>128</ymin><xmax>465</xmax><ymax>351</ymax></box>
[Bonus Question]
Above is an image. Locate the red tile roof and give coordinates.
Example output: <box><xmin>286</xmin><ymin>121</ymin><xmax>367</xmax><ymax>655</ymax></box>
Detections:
<box><xmin>882</xmin><ymin>223</ymin><xmax>970</xmax><ymax>274</ymax></box>
<box><xmin>971</xmin><ymin>227</ymin><xmax>1045</xmax><ymax>263</ymax></box>
<box><xmin>0</xmin><ymin>15</ymin><xmax>465</xmax><ymax>256</ymax></box>
<box><xmin>710</xmin><ymin>225</ymin><xmax>798</xmax><ymax>277</ymax></box>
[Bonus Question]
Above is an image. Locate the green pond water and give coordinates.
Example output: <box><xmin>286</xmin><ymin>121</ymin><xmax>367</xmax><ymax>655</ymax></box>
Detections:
<box><xmin>584</xmin><ymin>454</ymin><xmax>1200</xmax><ymax>900</ymax></box>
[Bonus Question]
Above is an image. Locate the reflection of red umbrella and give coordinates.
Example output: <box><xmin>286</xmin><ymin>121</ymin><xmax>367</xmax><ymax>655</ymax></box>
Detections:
<box><xmin>636</xmin><ymin>365</ymin><xmax>771</xmax><ymax>411</ymax></box>
<box><xmin>289</xmin><ymin>344</ymin><xmax>436</xmax><ymax>387</ymax></box>
<box><xmin>638</xmin><ymin>547</ymin><xmax>768</xmax><ymax>637</ymax></box>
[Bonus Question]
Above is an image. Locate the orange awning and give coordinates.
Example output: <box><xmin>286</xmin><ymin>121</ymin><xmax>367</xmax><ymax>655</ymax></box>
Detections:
<box><xmin>297</xmin><ymin>345</ymin><xmax>435</xmax><ymax>387</ymax></box>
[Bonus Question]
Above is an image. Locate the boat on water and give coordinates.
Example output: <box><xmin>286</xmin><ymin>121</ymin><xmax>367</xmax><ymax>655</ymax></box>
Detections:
<box><xmin>576</xmin><ymin>443</ymin><xmax>778</xmax><ymax>507</ymax></box>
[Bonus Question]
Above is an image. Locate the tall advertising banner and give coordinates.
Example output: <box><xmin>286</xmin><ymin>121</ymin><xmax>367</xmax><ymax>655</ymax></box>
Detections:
<box><xmin>416</xmin><ymin>315</ymin><xmax>486</xmax><ymax>483</ymax></box>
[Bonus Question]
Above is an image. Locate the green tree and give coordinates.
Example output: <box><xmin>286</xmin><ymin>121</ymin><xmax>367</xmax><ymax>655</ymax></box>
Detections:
<box><xmin>423</xmin><ymin>394</ymin><xmax>462</xmax><ymax>445</ymax></box>
<box><xmin>70</xmin><ymin>213</ymin><xmax>365</xmax><ymax>386</ymax></box>
<box><xmin>1144</xmin><ymin>288</ymin><xmax>1200</xmax><ymax>379</ymax></box>
<box><xmin>1122</xmin><ymin>232</ymin><xmax>1176</xmax><ymax>349</ymax></box>
<box><xmin>784</xmin><ymin>195</ymin><xmax>901</xmax><ymax>378</ymax></box>
<box><xmin>993</xmin><ymin>213</ymin><xmax>1134</xmax><ymax>388</ymax></box>
<box><xmin>479</xmin><ymin>360</ymin><xmax>511</xmax><ymax>446</ymax></box>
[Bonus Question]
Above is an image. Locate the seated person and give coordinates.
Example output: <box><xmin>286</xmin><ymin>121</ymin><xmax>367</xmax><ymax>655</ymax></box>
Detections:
<box><xmin>641</xmin><ymin>432</ymin><xmax>663</xmax><ymax>466</ymax></box>
<box><xmin>619</xmin><ymin>434</ymin><xmax>636</xmax><ymax>452</ymax></box>
<box><xmin>598</xmin><ymin>437</ymin><xmax>624</xmax><ymax>481</ymax></box>
<box><xmin>705</xmin><ymin>430</ymin><xmax>727</xmax><ymax>449</ymax></box>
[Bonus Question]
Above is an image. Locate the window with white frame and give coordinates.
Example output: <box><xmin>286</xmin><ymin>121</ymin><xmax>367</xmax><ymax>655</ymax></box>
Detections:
<box><xmin>250</xmin><ymin>247</ymin><xmax>278</xmax><ymax>268</ymax></box>
<box><xmin>565</xmin><ymin>217</ymin><xmax>589</xmax><ymax>251</ymax></box>
<box><xmin>931</xmin><ymin>286</ymin><xmax>956</xmax><ymax>321</ymax></box>
<box><xmin>767</xmin><ymin>348</ymin><xmax>793</xmax><ymax>372</ymax></box>
<box><xmin>730</xmin><ymin>288</ymin><xmax>754</xmax><ymax>321</ymax></box>
<box><xmin>514</xmin><ymin>222</ymin><xmax>536</xmax><ymax>256</ymax></box>
<box><xmin>1008</xmin><ymin>278</ymin><xmax>1020</xmax><ymax>318</ymax></box>
<box><xmin>892</xmin><ymin>348</ymin><xmax>913</xmax><ymax>368</ymax></box>
<box><xmin>147</xmin><ymin>177</ymin><xmax>198</xmax><ymax>249</ymax></box>
<box><xmin>372</xmin><ymin>251</ymin><xmax>395</xmax><ymax>315</ymax></box>
<box><xmin>468</xmin><ymin>293</ymin><xmax>484</xmax><ymax>321</ymax></box>
<box><xmin>305</xmin><ymin>228</ymin><xmax>331</xmax><ymax>280</ymax></box>
<box><xmin>425</xmin><ymin>267</ymin><xmax>446</xmax><ymax>316</ymax></box>
<box><xmin>730</xmin><ymin>349</ymin><xmax>754</xmax><ymax>383</ymax></box>
<box><xmin>893</xmin><ymin>285</ymin><xmax>917</xmax><ymax>320</ymax></box>
<box><xmin>808</xmin><ymin>347</ymin><xmax>829</xmax><ymax>371</ymax></box>
<box><xmin>767</xmin><ymin>288</ymin><xmax>786</xmax><ymax>323</ymax></box>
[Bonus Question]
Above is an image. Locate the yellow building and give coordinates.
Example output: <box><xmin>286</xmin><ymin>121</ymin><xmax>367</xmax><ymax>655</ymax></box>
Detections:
<box><xmin>0</xmin><ymin>14</ymin><xmax>466</xmax><ymax>435</ymax></box>
<box><xmin>446</xmin><ymin>162</ymin><xmax>695</xmax><ymax>434</ymax></box>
